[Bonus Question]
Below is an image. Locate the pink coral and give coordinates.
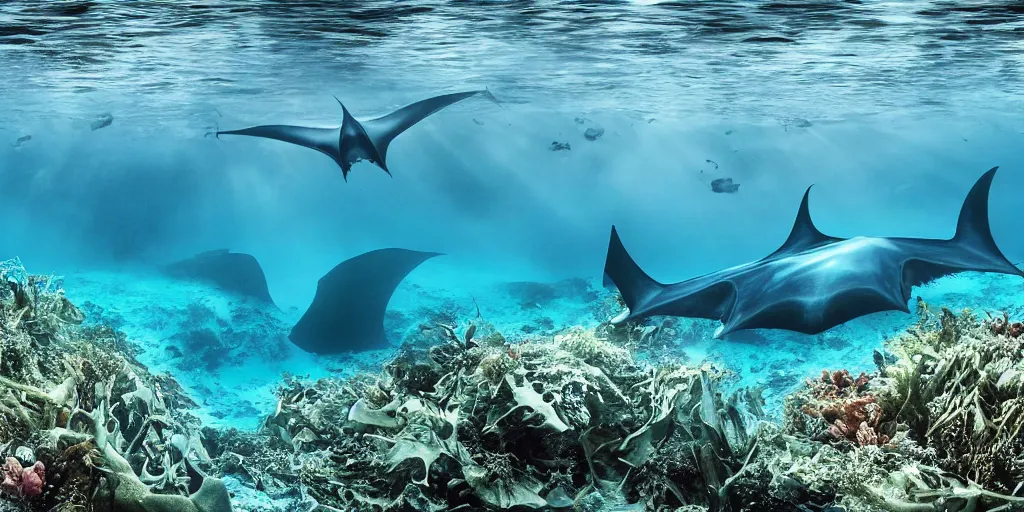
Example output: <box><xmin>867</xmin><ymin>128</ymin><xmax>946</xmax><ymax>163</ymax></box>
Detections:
<box><xmin>1</xmin><ymin>457</ymin><xmax>45</xmax><ymax>498</ymax></box>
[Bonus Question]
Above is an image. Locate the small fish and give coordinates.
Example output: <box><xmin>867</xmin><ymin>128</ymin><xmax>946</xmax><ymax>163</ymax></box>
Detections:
<box><xmin>725</xmin><ymin>129</ymin><xmax>733</xmax><ymax>135</ymax></box>
<box><xmin>711</xmin><ymin>177</ymin><xmax>740</xmax><ymax>193</ymax></box>
<box><xmin>90</xmin><ymin>113</ymin><xmax>114</xmax><ymax>131</ymax></box>
<box><xmin>647</xmin><ymin>118</ymin><xmax>656</xmax><ymax>124</ymax></box>
<box><xmin>12</xmin><ymin>135</ymin><xmax>31</xmax><ymax>148</ymax></box>
<box><xmin>473</xmin><ymin>118</ymin><xmax>484</xmax><ymax>125</ymax></box>
<box><xmin>584</xmin><ymin>127</ymin><xmax>604</xmax><ymax>141</ymax></box>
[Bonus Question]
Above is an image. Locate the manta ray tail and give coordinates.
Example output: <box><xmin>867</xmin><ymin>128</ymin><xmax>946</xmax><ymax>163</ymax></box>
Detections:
<box><xmin>603</xmin><ymin>226</ymin><xmax>664</xmax><ymax>321</ymax></box>
<box><xmin>289</xmin><ymin>249</ymin><xmax>442</xmax><ymax>354</ymax></box>
<box><xmin>951</xmin><ymin>166</ymin><xmax>1023</xmax><ymax>274</ymax></box>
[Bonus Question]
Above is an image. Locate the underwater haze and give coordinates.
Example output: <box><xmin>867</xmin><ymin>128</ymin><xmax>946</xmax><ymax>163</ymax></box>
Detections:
<box><xmin>3</xmin><ymin>1</ymin><xmax>1024</xmax><ymax>511</ymax></box>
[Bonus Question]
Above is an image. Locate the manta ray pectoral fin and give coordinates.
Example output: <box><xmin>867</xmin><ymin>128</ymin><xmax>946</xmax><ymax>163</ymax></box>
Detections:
<box><xmin>162</xmin><ymin>250</ymin><xmax>276</xmax><ymax>306</ymax></box>
<box><xmin>289</xmin><ymin>249</ymin><xmax>443</xmax><ymax>354</ymax></box>
<box><xmin>361</xmin><ymin>90</ymin><xmax>493</xmax><ymax>166</ymax></box>
<box><xmin>950</xmin><ymin>166</ymin><xmax>1023</xmax><ymax>275</ymax></box>
<box><xmin>766</xmin><ymin>185</ymin><xmax>845</xmax><ymax>259</ymax></box>
<box><xmin>217</xmin><ymin>124</ymin><xmax>342</xmax><ymax>163</ymax></box>
<box><xmin>603</xmin><ymin>226</ymin><xmax>665</xmax><ymax>322</ymax></box>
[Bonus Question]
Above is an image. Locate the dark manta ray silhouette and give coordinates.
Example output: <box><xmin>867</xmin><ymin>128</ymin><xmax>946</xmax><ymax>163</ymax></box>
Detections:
<box><xmin>603</xmin><ymin>167</ymin><xmax>1023</xmax><ymax>338</ymax></box>
<box><xmin>217</xmin><ymin>90</ymin><xmax>494</xmax><ymax>180</ymax></box>
<box><xmin>290</xmin><ymin>248</ymin><xmax>442</xmax><ymax>354</ymax></box>
<box><xmin>162</xmin><ymin>249</ymin><xmax>275</xmax><ymax>305</ymax></box>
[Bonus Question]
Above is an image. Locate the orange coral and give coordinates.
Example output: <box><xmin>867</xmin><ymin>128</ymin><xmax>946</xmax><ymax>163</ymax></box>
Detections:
<box><xmin>799</xmin><ymin>380</ymin><xmax>890</xmax><ymax>448</ymax></box>
<box><xmin>988</xmin><ymin>311</ymin><xmax>1024</xmax><ymax>338</ymax></box>
<box><xmin>808</xmin><ymin>369</ymin><xmax>870</xmax><ymax>399</ymax></box>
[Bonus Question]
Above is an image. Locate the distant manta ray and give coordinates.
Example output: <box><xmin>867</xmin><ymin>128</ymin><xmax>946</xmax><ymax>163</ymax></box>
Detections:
<box><xmin>290</xmin><ymin>248</ymin><xmax>442</xmax><ymax>354</ymax></box>
<box><xmin>162</xmin><ymin>249</ymin><xmax>276</xmax><ymax>306</ymax></box>
<box><xmin>217</xmin><ymin>90</ymin><xmax>496</xmax><ymax>180</ymax></box>
<box><xmin>603</xmin><ymin>167</ymin><xmax>1023</xmax><ymax>338</ymax></box>
<box><xmin>163</xmin><ymin>248</ymin><xmax>440</xmax><ymax>354</ymax></box>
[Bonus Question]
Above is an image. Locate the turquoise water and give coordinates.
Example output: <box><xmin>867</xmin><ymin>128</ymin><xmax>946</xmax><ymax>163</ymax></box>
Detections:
<box><xmin>4</xmin><ymin>0</ymin><xmax>1024</xmax><ymax>421</ymax></box>
<box><xmin>2</xmin><ymin>2</ymin><xmax>1024</xmax><ymax>510</ymax></box>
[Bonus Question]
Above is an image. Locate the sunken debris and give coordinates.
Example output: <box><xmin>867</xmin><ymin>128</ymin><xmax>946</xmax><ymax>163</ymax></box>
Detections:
<box><xmin>12</xmin><ymin>135</ymin><xmax>31</xmax><ymax>148</ymax></box>
<box><xmin>549</xmin><ymin>141</ymin><xmax>571</xmax><ymax>152</ymax></box>
<box><xmin>89</xmin><ymin>113</ymin><xmax>113</xmax><ymax>131</ymax></box>
<box><xmin>711</xmin><ymin>177</ymin><xmax>740</xmax><ymax>193</ymax></box>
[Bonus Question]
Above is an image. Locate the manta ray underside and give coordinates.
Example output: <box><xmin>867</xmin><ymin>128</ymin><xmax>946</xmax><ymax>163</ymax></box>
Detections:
<box><xmin>603</xmin><ymin>167</ymin><xmax>1023</xmax><ymax>338</ymax></box>
<box><xmin>162</xmin><ymin>249</ymin><xmax>275</xmax><ymax>305</ymax></box>
<box><xmin>218</xmin><ymin>90</ymin><xmax>496</xmax><ymax>180</ymax></box>
<box><xmin>289</xmin><ymin>248</ymin><xmax>441</xmax><ymax>354</ymax></box>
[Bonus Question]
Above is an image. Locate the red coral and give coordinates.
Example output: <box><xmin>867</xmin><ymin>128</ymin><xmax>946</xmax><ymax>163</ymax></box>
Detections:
<box><xmin>855</xmin><ymin>421</ymin><xmax>888</xmax><ymax>447</ymax></box>
<box><xmin>804</xmin><ymin>396</ymin><xmax>889</xmax><ymax>447</ymax></box>
<box><xmin>988</xmin><ymin>312</ymin><xmax>1024</xmax><ymax>339</ymax></box>
<box><xmin>810</xmin><ymin>369</ymin><xmax>871</xmax><ymax>399</ymax></box>
<box><xmin>1</xmin><ymin>457</ymin><xmax>45</xmax><ymax>498</ymax></box>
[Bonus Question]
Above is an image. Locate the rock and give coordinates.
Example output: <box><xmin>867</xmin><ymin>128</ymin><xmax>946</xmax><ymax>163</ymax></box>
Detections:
<box><xmin>584</xmin><ymin>127</ymin><xmax>604</xmax><ymax>141</ymax></box>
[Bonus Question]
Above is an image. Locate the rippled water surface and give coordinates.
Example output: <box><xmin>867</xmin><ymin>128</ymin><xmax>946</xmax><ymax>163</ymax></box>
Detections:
<box><xmin>3</xmin><ymin>0</ymin><xmax>1023</xmax><ymax>127</ymax></box>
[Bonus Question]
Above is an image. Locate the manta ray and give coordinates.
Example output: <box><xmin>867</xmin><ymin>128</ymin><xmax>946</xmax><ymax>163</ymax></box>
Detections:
<box><xmin>164</xmin><ymin>248</ymin><xmax>439</xmax><ymax>353</ymax></box>
<box><xmin>162</xmin><ymin>249</ymin><xmax>276</xmax><ymax>305</ymax></box>
<box><xmin>217</xmin><ymin>90</ymin><xmax>494</xmax><ymax>180</ymax></box>
<box><xmin>289</xmin><ymin>248</ymin><xmax>442</xmax><ymax>354</ymax></box>
<box><xmin>603</xmin><ymin>166</ymin><xmax>1022</xmax><ymax>338</ymax></box>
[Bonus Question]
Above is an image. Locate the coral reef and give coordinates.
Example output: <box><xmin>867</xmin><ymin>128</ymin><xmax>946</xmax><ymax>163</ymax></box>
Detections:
<box><xmin>7</xmin><ymin>257</ymin><xmax>1024</xmax><ymax>512</ymax></box>
<box><xmin>217</xmin><ymin>319</ymin><xmax>766</xmax><ymax>511</ymax></box>
<box><xmin>0</xmin><ymin>259</ymin><xmax>232</xmax><ymax>511</ymax></box>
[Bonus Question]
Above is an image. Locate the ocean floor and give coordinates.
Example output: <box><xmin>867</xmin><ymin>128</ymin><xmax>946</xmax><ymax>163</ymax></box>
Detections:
<box><xmin>5</xmin><ymin>257</ymin><xmax>1024</xmax><ymax>511</ymax></box>
<box><xmin>60</xmin><ymin>267</ymin><xmax>1024</xmax><ymax>430</ymax></box>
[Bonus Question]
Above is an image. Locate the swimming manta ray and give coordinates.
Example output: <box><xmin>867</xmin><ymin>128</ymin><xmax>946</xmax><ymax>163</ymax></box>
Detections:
<box><xmin>218</xmin><ymin>90</ymin><xmax>494</xmax><ymax>180</ymax></box>
<box><xmin>289</xmin><ymin>248</ymin><xmax>442</xmax><ymax>354</ymax></box>
<box><xmin>603</xmin><ymin>166</ymin><xmax>1023</xmax><ymax>338</ymax></box>
<box><xmin>162</xmin><ymin>249</ymin><xmax>276</xmax><ymax>306</ymax></box>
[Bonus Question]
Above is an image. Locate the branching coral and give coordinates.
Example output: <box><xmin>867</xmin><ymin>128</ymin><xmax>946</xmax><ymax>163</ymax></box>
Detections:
<box><xmin>0</xmin><ymin>260</ymin><xmax>232</xmax><ymax>512</ymax></box>
<box><xmin>881</xmin><ymin>307</ymin><xmax>1024</xmax><ymax>494</ymax></box>
<box><xmin>778</xmin><ymin>305</ymin><xmax>1024</xmax><ymax>510</ymax></box>
<box><xmin>248</xmin><ymin>318</ymin><xmax>764</xmax><ymax>511</ymax></box>
<box><xmin>10</xmin><ymin>256</ymin><xmax>1024</xmax><ymax>512</ymax></box>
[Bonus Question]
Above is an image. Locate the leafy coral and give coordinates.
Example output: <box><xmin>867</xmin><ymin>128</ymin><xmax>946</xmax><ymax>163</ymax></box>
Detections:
<box><xmin>239</xmin><ymin>317</ymin><xmax>767</xmax><ymax>511</ymax></box>
<box><xmin>8</xmin><ymin>257</ymin><xmax>1024</xmax><ymax>512</ymax></box>
<box><xmin>0</xmin><ymin>259</ymin><xmax>232</xmax><ymax>512</ymax></box>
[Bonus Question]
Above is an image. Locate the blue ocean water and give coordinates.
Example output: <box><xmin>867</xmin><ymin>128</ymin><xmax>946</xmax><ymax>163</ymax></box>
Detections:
<box><xmin>2</xmin><ymin>1</ymin><xmax>1024</xmax><ymax>509</ymax></box>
